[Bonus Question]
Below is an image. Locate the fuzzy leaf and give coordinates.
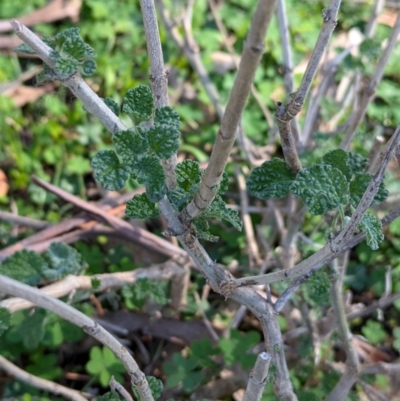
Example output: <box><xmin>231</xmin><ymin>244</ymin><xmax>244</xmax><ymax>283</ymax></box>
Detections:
<box><xmin>349</xmin><ymin>172</ymin><xmax>388</xmax><ymax>207</ymax></box>
<box><xmin>135</xmin><ymin>156</ymin><xmax>167</xmax><ymax>203</ymax></box>
<box><xmin>42</xmin><ymin>243</ymin><xmax>85</xmax><ymax>280</ymax></box>
<box><xmin>61</xmin><ymin>36</ymin><xmax>86</xmax><ymax>60</ymax></box>
<box><xmin>167</xmin><ymin>187</ymin><xmax>192</xmax><ymax>211</ymax></box>
<box><xmin>55</xmin><ymin>57</ymin><xmax>78</xmax><ymax>77</ymax></box>
<box><xmin>0</xmin><ymin>250</ymin><xmax>48</xmax><ymax>285</ymax></box>
<box><xmin>125</xmin><ymin>194</ymin><xmax>160</xmax><ymax>219</ymax></box>
<box><xmin>113</xmin><ymin>130</ymin><xmax>149</xmax><ymax>168</ymax></box>
<box><xmin>155</xmin><ymin>106</ymin><xmax>181</xmax><ymax>129</ymax></box>
<box><xmin>97</xmin><ymin>393</ymin><xmax>122</xmax><ymax>401</ymax></box>
<box><xmin>132</xmin><ymin>376</ymin><xmax>163</xmax><ymax>401</ymax></box>
<box><xmin>347</xmin><ymin>152</ymin><xmax>368</xmax><ymax>175</ymax></box>
<box><xmin>322</xmin><ymin>149</ymin><xmax>352</xmax><ymax>179</ymax></box>
<box><xmin>148</xmin><ymin>124</ymin><xmax>180</xmax><ymax>160</ymax></box>
<box><xmin>122</xmin><ymin>85</ymin><xmax>154</xmax><ymax>124</ymax></box>
<box><xmin>81</xmin><ymin>59</ymin><xmax>97</xmax><ymax>76</ymax></box>
<box><xmin>218</xmin><ymin>172</ymin><xmax>230</xmax><ymax>194</ymax></box>
<box><xmin>0</xmin><ymin>307</ymin><xmax>11</xmax><ymax>336</ymax></box>
<box><xmin>176</xmin><ymin>160</ymin><xmax>202</xmax><ymax>192</ymax></box>
<box><xmin>193</xmin><ymin>217</ymin><xmax>219</xmax><ymax>242</ymax></box>
<box><xmin>104</xmin><ymin>98</ymin><xmax>120</xmax><ymax>116</ymax></box>
<box><xmin>290</xmin><ymin>164</ymin><xmax>349</xmax><ymax>215</ymax></box>
<box><xmin>91</xmin><ymin>150</ymin><xmax>130</xmax><ymax>191</ymax></box>
<box><xmin>83</xmin><ymin>43</ymin><xmax>97</xmax><ymax>58</ymax></box>
<box><xmin>20</xmin><ymin>309</ymin><xmax>47</xmax><ymax>349</ymax></box>
<box><xmin>203</xmin><ymin>195</ymin><xmax>242</xmax><ymax>231</ymax></box>
<box><xmin>14</xmin><ymin>43</ymin><xmax>36</xmax><ymax>55</ymax></box>
<box><xmin>358</xmin><ymin>212</ymin><xmax>384</xmax><ymax>250</ymax></box>
<box><xmin>54</xmin><ymin>27</ymin><xmax>81</xmax><ymax>47</ymax></box>
<box><xmin>247</xmin><ymin>158</ymin><xmax>295</xmax><ymax>199</ymax></box>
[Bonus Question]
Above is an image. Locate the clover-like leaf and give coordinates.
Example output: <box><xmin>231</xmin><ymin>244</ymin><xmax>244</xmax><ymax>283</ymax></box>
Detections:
<box><xmin>42</xmin><ymin>243</ymin><xmax>85</xmax><ymax>280</ymax></box>
<box><xmin>91</xmin><ymin>150</ymin><xmax>130</xmax><ymax>191</ymax></box>
<box><xmin>290</xmin><ymin>164</ymin><xmax>349</xmax><ymax>215</ymax></box>
<box><xmin>0</xmin><ymin>250</ymin><xmax>48</xmax><ymax>286</ymax></box>
<box><xmin>81</xmin><ymin>59</ymin><xmax>97</xmax><ymax>76</ymax></box>
<box><xmin>322</xmin><ymin>149</ymin><xmax>352</xmax><ymax>179</ymax></box>
<box><xmin>135</xmin><ymin>156</ymin><xmax>167</xmax><ymax>203</ymax></box>
<box><xmin>61</xmin><ymin>36</ymin><xmax>86</xmax><ymax>60</ymax></box>
<box><xmin>347</xmin><ymin>152</ymin><xmax>368</xmax><ymax>175</ymax></box>
<box><xmin>122</xmin><ymin>85</ymin><xmax>154</xmax><ymax>124</ymax></box>
<box><xmin>104</xmin><ymin>97</ymin><xmax>120</xmax><ymax>116</ymax></box>
<box><xmin>148</xmin><ymin>124</ymin><xmax>180</xmax><ymax>160</ymax></box>
<box><xmin>125</xmin><ymin>194</ymin><xmax>160</xmax><ymax>219</ymax></box>
<box><xmin>155</xmin><ymin>106</ymin><xmax>181</xmax><ymax>129</ymax></box>
<box><xmin>203</xmin><ymin>195</ymin><xmax>243</xmax><ymax>231</ymax></box>
<box><xmin>358</xmin><ymin>212</ymin><xmax>384</xmax><ymax>250</ymax></box>
<box><xmin>176</xmin><ymin>160</ymin><xmax>202</xmax><ymax>192</ymax></box>
<box><xmin>14</xmin><ymin>43</ymin><xmax>36</xmax><ymax>55</ymax></box>
<box><xmin>0</xmin><ymin>307</ymin><xmax>11</xmax><ymax>336</ymax></box>
<box><xmin>55</xmin><ymin>57</ymin><xmax>78</xmax><ymax>77</ymax></box>
<box><xmin>349</xmin><ymin>172</ymin><xmax>388</xmax><ymax>207</ymax></box>
<box><xmin>113</xmin><ymin>130</ymin><xmax>149</xmax><ymax>168</ymax></box>
<box><xmin>247</xmin><ymin>158</ymin><xmax>296</xmax><ymax>199</ymax></box>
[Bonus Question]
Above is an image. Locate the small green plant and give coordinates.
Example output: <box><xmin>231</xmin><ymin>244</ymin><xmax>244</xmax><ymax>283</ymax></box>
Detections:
<box><xmin>85</xmin><ymin>346</ymin><xmax>126</xmax><ymax>387</ymax></box>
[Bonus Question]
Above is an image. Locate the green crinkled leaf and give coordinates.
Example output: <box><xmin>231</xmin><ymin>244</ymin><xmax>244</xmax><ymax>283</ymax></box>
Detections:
<box><xmin>290</xmin><ymin>164</ymin><xmax>349</xmax><ymax>215</ymax></box>
<box><xmin>125</xmin><ymin>194</ymin><xmax>160</xmax><ymax>219</ymax></box>
<box><xmin>132</xmin><ymin>376</ymin><xmax>163</xmax><ymax>401</ymax></box>
<box><xmin>61</xmin><ymin>36</ymin><xmax>86</xmax><ymax>60</ymax></box>
<box><xmin>81</xmin><ymin>59</ymin><xmax>97</xmax><ymax>76</ymax></box>
<box><xmin>167</xmin><ymin>187</ymin><xmax>192</xmax><ymax>211</ymax></box>
<box><xmin>176</xmin><ymin>160</ymin><xmax>202</xmax><ymax>191</ymax></box>
<box><xmin>347</xmin><ymin>152</ymin><xmax>368</xmax><ymax>175</ymax></box>
<box><xmin>55</xmin><ymin>57</ymin><xmax>78</xmax><ymax>77</ymax></box>
<box><xmin>148</xmin><ymin>124</ymin><xmax>180</xmax><ymax>160</ymax></box>
<box><xmin>193</xmin><ymin>217</ymin><xmax>219</xmax><ymax>242</ymax></box>
<box><xmin>19</xmin><ymin>309</ymin><xmax>47</xmax><ymax>349</ymax></box>
<box><xmin>42</xmin><ymin>243</ymin><xmax>85</xmax><ymax>280</ymax></box>
<box><xmin>0</xmin><ymin>307</ymin><xmax>11</xmax><ymax>336</ymax></box>
<box><xmin>0</xmin><ymin>250</ymin><xmax>48</xmax><ymax>285</ymax></box>
<box><xmin>247</xmin><ymin>158</ymin><xmax>295</xmax><ymax>199</ymax></box>
<box><xmin>322</xmin><ymin>149</ymin><xmax>352</xmax><ymax>179</ymax></box>
<box><xmin>83</xmin><ymin>43</ymin><xmax>97</xmax><ymax>58</ymax></box>
<box><xmin>302</xmin><ymin>269</ymin><xmax>330</xmax><ymax>307</ymax></box>
<box><xmin>135</xmin><ymin>156</ymin><xmax>167</xmax><ymax>203</ymax></box>
<box><xmin>218</xmin><ymin>172</ymin><xmax>229</xmax><ymax>194</ymax></box>
<box><xmin>104</xmin><ymin>97</ymin><xmax>120</xmax><ymax>116</ymax></box>
<box><xmin>122</xmin><ymin>85</ymin><xmax>154</xmax><ymax>124</ymax></box>
<box><xmin>155</xmin><ymin>106</ymin><xmax>181</xmax><ymax>129</ymax></box>
<box><xmin>113</xmin><ymin>130</ymin><xmax>149</xmax><ymax>168</ymax></box>
<box><xmin>203</xmin><ymin>195</ymin><xmax>243</xmax><ymax>231</ymax></box>
<box><xmin>349</xmin><ymin>172</ymin><xmax>388</xmax><ymax>207</ymax></box>
<box><xmin>97</xmin><ymin>392</ymin><xmax>122</xmax><ymax>401</ymax></box>
<box><xmin>55</xmin><ymin>27</ymin><xmax>81</xmax><ymax>46</ymax></box>
<box><xmin>358</xmin><ymin>212</ymin><xmax>384</xmax><ymax>250</ymax></box>
<box><xmin>14</xmin><ymin>43</ymin><xmax>36</xmax><ymax>55</ymax></box>
<box><xmin>91</xmin><ymin>150</ymin><xmax>130</xmax><ymax>191</ymax></box>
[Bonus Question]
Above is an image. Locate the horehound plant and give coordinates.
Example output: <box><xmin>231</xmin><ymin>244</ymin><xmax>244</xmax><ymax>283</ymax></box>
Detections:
<box><xmin>1</xmin><ymin>0</ymin><xmax>400</xmax><ymax>400</ymax></box>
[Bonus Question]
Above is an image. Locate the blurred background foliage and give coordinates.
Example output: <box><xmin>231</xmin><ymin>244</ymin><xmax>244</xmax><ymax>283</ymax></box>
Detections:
<box><xmin>1</xmin><ymin>0</ymin><xmax>400</xmax><ymax>400</ymax></box>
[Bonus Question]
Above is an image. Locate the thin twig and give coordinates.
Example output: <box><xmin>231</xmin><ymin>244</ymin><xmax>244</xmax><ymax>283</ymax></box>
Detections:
<box><xmin>110</xmin><ymin>376</ymin><xmax>134</xmax><ymax>401</ymax></box>
<box><xmin>340</xmin><ymin>10</ymin><xmax>400</xmax><ymax>150</ymax></box>
<box><xmin>0</xmin><ymin>275</ymin><xmax>154</xmax><ymax>401</ymax></box>
<box><xmin>180</xmin><ymin>0</ymin><xmax>278</xmax><ymax>225</ymax></box>
<box><xmin>243</xmin><ymin>352</ymin><xmax>271</xmax><ymax>401</ymax></box>
<box><xmin>0</xmin><ymin>355</ymin><xmax>89</xmax><ymax>401</ymax></box>
<box><xmin>139</xmin><ymin>0</ymin><xmax>177</xmax><ymax>190</ymax></box>
<box><xmin>0</xmin><ymin>211</ymin><xmax>50</xmax><ymax>229</ymax></box>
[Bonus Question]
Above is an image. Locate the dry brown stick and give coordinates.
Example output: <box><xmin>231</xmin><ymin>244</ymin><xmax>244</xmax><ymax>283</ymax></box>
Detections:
<box><xmin>235</xmin><ymin>164</ymin><xmax>261</xmax><ymax>268</ymax></box>
<box><xmin>340</xmin><ymin>10</ymin><xmax>400</xmax><ymax>150</ymax></box>
<box><xmin>179</xmin><ymin>0</ymin><xmax>278</xmax><ymax>225</ymax></box>
<box><xmin>30</xmin><ymin>175</ymin><xmax>186</xmax><ymax>260</ymax></box>
<box><xmin>1</xmin><ymin>261</ymin><xmax>183</xmax><ymax>313</ymax></box>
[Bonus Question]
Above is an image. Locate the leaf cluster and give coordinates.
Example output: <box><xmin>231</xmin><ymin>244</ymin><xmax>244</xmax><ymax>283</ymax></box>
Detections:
<box><xmin>247</xmin><ymin>150</ymin><xmax>388</xmax><ymax>249</ymax></box>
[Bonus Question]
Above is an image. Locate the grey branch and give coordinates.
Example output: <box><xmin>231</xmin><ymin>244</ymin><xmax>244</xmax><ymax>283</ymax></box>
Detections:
<box><xmin>0</xmin><ymin>355</ymin><xmax>89</xmax><ymax>401</ymax></box>
<box><xmin>243</xmin><ymin>352</ymin><xmax>271</xmax><ymax>401</ymax></box>
<box><xmin>179</xmin><ymin>0</ymin><xmax>278</xmax><ymax>225</ymax></box>
<box><xmin>0</xmin><ymin>274</ymin><xmax>154</xmax><ymax>401</ymax></box>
